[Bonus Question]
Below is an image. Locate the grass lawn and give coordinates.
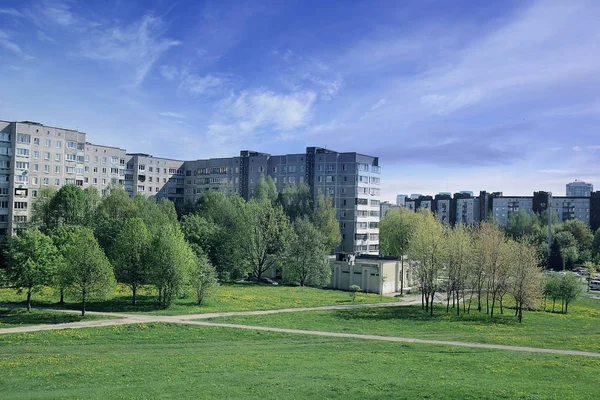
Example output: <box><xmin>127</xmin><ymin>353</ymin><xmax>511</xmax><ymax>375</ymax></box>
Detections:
<box><xmin>0</xmin><ymin>323</ymin><xmax>598</xmax><ymax>399</ymax></box>
<box><xmin>207</xmin><ymin>296</ymin><xmax>600</xmax><ymax>353</ymax></box>
<box><xmin>0</xmin><ymin>308</ymin><xmax>111</xmax><ymax>327</ymax></box>
<box><xmin>0</xmin><ymin>282</ymin><xmax>398</xmax><ymax>316</ymax></box>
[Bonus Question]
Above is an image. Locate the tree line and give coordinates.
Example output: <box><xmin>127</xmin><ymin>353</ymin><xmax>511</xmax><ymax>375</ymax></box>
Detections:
<box><xmin>505</xmin><ymin>209</ymin><xmax>600</xmax><ymax>273</ymax></box>
<box><xmin>2</xmin><ymin>177</ymin><xmax>341</xmax><ymax>314</ymax></box>
<box><xmin>380</xmin><ymin>208</ymin><xmax>579</xmax><ymax>322</ymax></box>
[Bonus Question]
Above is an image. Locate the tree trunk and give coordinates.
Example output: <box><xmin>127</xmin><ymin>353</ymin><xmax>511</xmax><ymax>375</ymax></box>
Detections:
<box><xmin>430</xmin><ymin>291</ymin><xmax>435</xmax><ymax>316</ymax></box>
<box><xmin>500</xmin><ymin>296</ymin><xmax>504</xmax><ymax>314</ymax></box>
<box><xmin>26</xmin><ymin>289</ymin><xmax>32</xmax><ymax>312</ymax></box>
<box><xmin>132</xmin><ymin>285</ymin><xmax>137</xmax><ymax>306</ymax></box>
<box><xmin>565</xmin><ymin>301</ymin><xmax>569</xmax><ymax>314</ymax></box>
<box><xmin>424</xmin><ymin>292</ymin><xmax>429</xmax><ymax>312</ymax></box>
<box><xmin>490</xmin><ymin>296</ymin><xmax>496</xmax><ymax>319</ymax></box>
<box><xmin>518</xmin><ymin>305</ymin><xmax>523</xmax><ymax>323</ymax></box>
<box><xmin>446</xmin><ymin>294</ymin><xmax>450</xmax><ymax>313</ymax></box>
<box><xmin>81</xmin><ymin>290</ymin><xmax>86</xmax><ymax>317</ymax></box>
<box><xmin>59</xmin><ymin>288</ymin><xmax>64</xmax><ymax>306</ymax></box>
<box><xmin>421</xmin><ymin>288</ymin><xmax>425</xmax><ymax>310</ymax></box>
<box><xmin>400</xmin><ymin>256</ymin><xmax>404</xmax><ymax>295</ymax></box>
<box><xmin>552</xmin><ymin>298</ymin><xmax>556</xmax><ymax>313</ymax></box>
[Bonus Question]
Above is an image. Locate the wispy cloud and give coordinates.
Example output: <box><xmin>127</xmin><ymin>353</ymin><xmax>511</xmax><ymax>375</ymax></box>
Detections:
<box><xmin>371</xmin><ymin>98</ymin><xmax>387</xmax><ymax>111</ymax></box>
<box><xmin>0</xmin><ymin>30</ymin><xmax>34</xmax><ymax>60</ymax></box>
<box><xmin>159</xmin><ymin>112</ymin><xmax>186</xmax><ymax>118</ymax></box>
<box><xmin>79</xmin><ymin>15</ymin><xmax>180</xmax><ymax>86</ymax></box>
<box><xmin>208</xmin><ymin>89</ymin><xmax>317</xmax><ymax>141</ymax></box>
<box><xmin>0</xmin><ymin>8</ymin><xmax>23</xmax><ymax>17</ymax></box>
<box><xmin>160</xmin><ymin>65</ymin><xmax>228</xmax><ymax>96</ymax></box>
<box><xmin>36</xmin><ymin>30</ymin><xmax>55</xmax><ymax>43</ymax></box>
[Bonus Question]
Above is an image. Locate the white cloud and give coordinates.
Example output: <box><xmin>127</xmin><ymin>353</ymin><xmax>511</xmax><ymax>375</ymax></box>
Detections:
<box><xmin>208</xmin><ymin>89</ymin><xmax>317</xmax><ymax>141</ymax></box>
<box><xmin>573</xmin><ymin>146</ymin><xmax>583</xmax><ymax>152</ymax></box>
<box><xmin>0</xmin><ymin>30</ymin><xmax>34</xmax><ymax>60</ymax></box>
<box><xmin>180</xmin><ymin>73</ymin><xmax>225</xmax><ymax>96</ymax></box>
<box><xmin>36</xmin><ymin>30</ymin><xmax>55</xmax><ymax>43</ymax></box>
<box><xmin>371</xmin><ymin>98</ymin><xmax>387</xmax><ymax>111</ymax></box>
<box><xmin>79</xmin><ymin>15</ymin><xmax>180</xmax><ymax>86</ymax></box>
<box><xmin>0</xmin><ymin>8</ymin><xmax>23</xmax><ymax>17</ymax></box>
<box><xmin>159</xmin><ymin>112</ymin><xmax>186</xmax><ymax>119</ymax></box>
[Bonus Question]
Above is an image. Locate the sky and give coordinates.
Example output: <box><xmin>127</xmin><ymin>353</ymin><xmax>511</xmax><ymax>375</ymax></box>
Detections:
<box><xmin>1</xmin><ymin>0</ymin><xmax>599</xmax><ymax>201</ymax></box>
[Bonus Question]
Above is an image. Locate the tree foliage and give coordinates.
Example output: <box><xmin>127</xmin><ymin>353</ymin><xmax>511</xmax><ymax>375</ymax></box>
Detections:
<box><xmin>57</xmin><ymin>226</ymin><xmax>115</xmax><ymax>316</ymax></box>
<box><xmin>284</xmin><ymin>217</ymin><xmax>331</xmax><ymax>287</ymax></box>
<box><xmin>242</xmin><ymin>199</ymin><xmax>291</xmax><ymax>280</ymax></box>
<box><xmin>311</xmin><ymin>194</ymin><xmax>341</xmax><ymax>253</ymax></box>
<box><xmin>4</xmin><ymin>228</ymin><xmax>61</xmax><ymax>311</ymax></box>
<box><xmin>111</xmin><ymin>218</ymin><xmax>151</xmax><ymax>305</ymax></box>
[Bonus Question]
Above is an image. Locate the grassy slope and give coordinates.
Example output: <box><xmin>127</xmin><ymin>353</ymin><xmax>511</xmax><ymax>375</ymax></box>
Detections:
<box><xmin>0</xmin><ymin>308</ymin><xmax>111</xmax><ymax>327</ymax></box>
<box><xmin>0</xmin><ymin>323</ymin><xmax>598</xmax><ymax>400</ymax></box>
<box><xmin>207</xmin><ymin>296</ymin><xmax>600</xmax><ymax>352</ymax></box>
<box><xmin>0</xmin><ymin>283</ymin><xmax>397</xmax><ymax>315</ymax></box>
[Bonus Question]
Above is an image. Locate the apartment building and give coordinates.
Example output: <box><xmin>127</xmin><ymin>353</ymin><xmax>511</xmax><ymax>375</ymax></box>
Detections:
<box><xmin>391</xmin><ymin>189</ymin><xmax>600</xmax><ymax>230</ymax></box>
<box><xmin>0</xmin><ymin>121</ymin><xmax>381</xmax><ymax>254</ymax></box>
<box><xmin>1</xmin><ymin>120</ymin><xmax>129</xmax><ymax>235</ymax></box>
<box><xmin>183</xmin><ymin>147</ymin><xmax>381</xmax><ymax>254</ymax></box>
<box><xmin>566</xmin><ymin>180</ymin><xmax>593</xmax><ymax>197</ymax></box>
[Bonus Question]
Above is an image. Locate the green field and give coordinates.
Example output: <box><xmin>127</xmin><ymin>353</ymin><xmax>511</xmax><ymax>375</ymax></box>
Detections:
<box><xmin>0</xmin><ymin>323</ymin><xmax>597</xmax><ymax>399</ymax></box>
<box><xmin>207</xmin><ymin>296</ymin><xmax>600</xmax><ymax>352</ymax></box>
<box><xmin>0</xmin><ymin>283</ymin><xmax>397</xmax><ymax>316</ymax></box>
<box><xmin>0</xmin><ymin>308</ymin><xmax>110</xmax><ymax>327</ymax></box>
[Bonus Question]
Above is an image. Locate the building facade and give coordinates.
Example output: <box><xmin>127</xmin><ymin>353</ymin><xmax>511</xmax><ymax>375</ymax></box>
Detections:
<box><xmin>566</xmin><ymin>180</ymin><xmax>593</xmax><ymax>197</ymax></box>
<box><xmin>389</xmin><ymin>189</ymin><xmax>600</xmax><ymax>230</ymax></box>
<box><xmin>0</xmin><ymin>121</ymin><xmax>381</xmax><ymax>254</ymax></box>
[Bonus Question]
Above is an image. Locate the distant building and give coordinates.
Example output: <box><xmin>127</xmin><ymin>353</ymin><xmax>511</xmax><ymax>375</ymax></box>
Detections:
<box><xmin>380</xmin><ymin>201</ymin><xmax>400</xmax><ymax>217</ymax></box>
<box><xmin>566</xmin><ymin>180</ymin><xmax>593</xmax><ymax>197</ymax></box>
<box><xmin>396</xmin><ymin>194</ymin><xmax>407</xmax><ymax>206</ymax></box>
<box><xmin>390</xmin><ymin>189</ymin><xmax>600</xmax><ymax>230</ymax></box>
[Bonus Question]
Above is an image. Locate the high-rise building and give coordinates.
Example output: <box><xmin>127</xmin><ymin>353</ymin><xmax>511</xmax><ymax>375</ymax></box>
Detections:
<box><xmin>566</xmin><ymin>180</ymin><xmax>593</xmax><ymax>197</ymax></box>
<box><xmin>396</xmin><ymin>194</ymin><xmax>407</xmax><ymax>206</ymax></box>
<box><xmin>0</xmin><ymin>120</ymin><xmax>381</xmax><ymax>253</ymax></box>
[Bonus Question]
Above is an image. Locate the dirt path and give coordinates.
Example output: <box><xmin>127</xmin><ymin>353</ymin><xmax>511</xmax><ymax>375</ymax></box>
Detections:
<box><xmin>2</xmin><ymin>299</ymin><xmax>600</xmax><ymax>358</ymax></box>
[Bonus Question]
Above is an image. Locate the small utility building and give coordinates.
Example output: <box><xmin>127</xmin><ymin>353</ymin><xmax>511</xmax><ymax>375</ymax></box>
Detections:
<box><xmin>329</xmin><ymin>253</ymin><xmax>414</xmax><ymax>295</ymax></box>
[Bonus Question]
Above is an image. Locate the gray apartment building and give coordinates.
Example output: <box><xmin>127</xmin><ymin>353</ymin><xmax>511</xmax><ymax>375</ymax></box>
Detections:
<box><xmin>0</xmin><ymin>120</ymin><xmax>381</xmax><ymax>254</ymax></box>
<box><xmin>566</xmin><ymin>180</ymin><xmax>593</xmax><ymax>197</ymax></box>
<box><xmin>182</xmin><ymin>147</ymin><xmax>381</xmax><ymax>254</ymax></box>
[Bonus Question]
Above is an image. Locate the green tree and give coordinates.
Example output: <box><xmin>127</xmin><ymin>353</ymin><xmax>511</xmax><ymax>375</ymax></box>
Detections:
<box><xmin>50</xmin><ymin>184</ymin><xmax>86</xmax><ymax>226</ymax></box>
<box><xmin>242</xmin><ymin>199</ymin><xmax>291</xmax><ymax>281</ymax></box>
<box><xmin>58</xmin><ymin>226</ymin><xmax>115</xmax><ymax>316</ymax></box>
<box><xmin>195</xmin><ymin>191</ymin><xmax>247</xmax><ymax>279</ymax></box>
<box><xmin>97</xmin><ymin>187</ymin><xmax>135</xmax><ymax>220</ymax></box>
<box><xmin>284</xmin><ymin>217</ymin><xmax>331</xmax><ymax>287</ymax></box>
<box><xmin>559</xmin><ymin>273</ymin><xmax>582</xmax><ymax>314</ymax></box>
<box><xmin>407</xmin><ymin>210</ymin><xmax>445</xmax><ymax>315</ymax></box>
<box><xmin>506</xmin><ymin>210</ymin><xmax>537</xmax><ymax>239</ymax></box>
<box><xmin>30</xmin><ymin>187</ymin><xmax>58</xmax><ymax>233</ymax></box>
<box><xmin>254</xmin><ymin>175</ymin><xmax>278</xmax><ymax>204</ymax></box>
<box><xmin>508</xmin><ymin>239</ymin><xmax>542</xmax><ymax>323</ymax></box>
<box><xmin>147</xmin><ymin>225</ymin><xmax>195</xmax><ymax>308</ymax></box>
<box><xmin>188</xmin><ymin>244</ymin><xmax>218</xmax><ymax>305</ymax></box>
<box><xmin>379</xmin><ymin>207</ymin><xmax>415</xmax><ymax>295</ymax></box>
<box><xmin>441</xmin><ymin>223</ymin><xmax>473</xmax><ymax>315</ymax></box>
<box><xmin>111</xmin><ymin>218</ymin><xmax>151</xmax><ymax>305</ymax></box>
<box><xmin>180</xmin><ymin>214</ymin><xmax>218</xmax><ymax>253</ymax></box>
<box><xmin>583</xmin><ymin>261</ymin><xmax>597</xmax><ymax>291</ymax></box>
<box><xmin>554</xmin><ymin>231</ymin><xmax>579</xmax><ymax>270</ymax></box>
<box><xmin>81</xmin><ymin>187</ymin><xmax>101</xmax><ymax>228</ymax></box>
<box><xmin>278</xmin><ymin>183</ymin><xmax>313</xmax><ymax>221</ymax></box>
<box><xmin>4</xmin><ymin>228</ymin><xmax>61</xmax><ymax>311</ymax></box>
<box><xmin>558</xmin><ymin>219</ymin><xmax>594</xmax><ymax>254</ymax></box>
<box><xmin>311</xmin><ymin>194</ymin><xmax>341</xmax><ymax>253</ymax></box>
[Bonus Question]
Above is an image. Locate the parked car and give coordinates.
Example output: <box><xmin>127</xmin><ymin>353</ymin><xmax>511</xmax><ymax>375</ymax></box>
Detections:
<box><xmin>590</xmin><ymin>280</ymin><xmax>600</xmax><ymax>291</ymax></box>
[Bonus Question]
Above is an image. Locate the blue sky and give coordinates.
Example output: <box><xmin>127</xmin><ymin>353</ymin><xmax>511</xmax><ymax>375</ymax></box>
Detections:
<box><xmin>1</xmin><ymin>0</ymin><xmax>600</xmax><ymax>201</ymax></box>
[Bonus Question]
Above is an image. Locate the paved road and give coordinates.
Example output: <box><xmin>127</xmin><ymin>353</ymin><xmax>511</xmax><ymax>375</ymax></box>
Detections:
<box><xmin>2</xmin><ymin>299</ymin><xmax>600</xmax><ymax>358</ymax></box>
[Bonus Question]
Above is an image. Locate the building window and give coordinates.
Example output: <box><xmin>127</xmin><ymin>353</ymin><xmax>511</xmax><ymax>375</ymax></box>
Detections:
<box><xmin>66</xmin><ymin>154</ymin><xmax>76</xmax><ymax>161</ymax></box>
<box><xmin>33</xmin><ymin>137</ymin><xmax>39</xmax><ymax>145</ymax></box>
<box><xmin>17</xmin><ymin>134</ymin><xmax>31</xmax><ymax>143</ymax></box>
<box><xmin>56</xmin><ymin>140</ymin><xmax>62</xmax><ymax>148</ymax></box>
<box><xmin>16</xmin><ymin>148</ymin><xmax>30</xmax><ymax>156</ymax></box>
<box><xmin>56</xmin><ymin>166</ymin><xmax>62</xmax><ymax>173</ymax></box>
<box><xmin>55</xmin><ymin>179</ymin><xmax>60</xmax><ymax>186</ymax></box>
<box><xmin>45</xmin><ymin>139</ymin><xmax>51</xmax><ymax>147</ymax></box>
<box><xmin>67</xmin><ymin>141</ymin><xmax>77</xmax><ymax>149</ymax></box>
<box><xmin>43</xmin><ymin>178</ymin><xmax>49</xmax><ymax>185</ymax></box>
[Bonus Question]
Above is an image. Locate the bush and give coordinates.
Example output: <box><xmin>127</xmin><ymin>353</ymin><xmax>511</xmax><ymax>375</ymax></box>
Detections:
<box><xmin>349</xmin><ymin>285</ymin><xmax>361</xmax><ymax>302</ymax></box>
